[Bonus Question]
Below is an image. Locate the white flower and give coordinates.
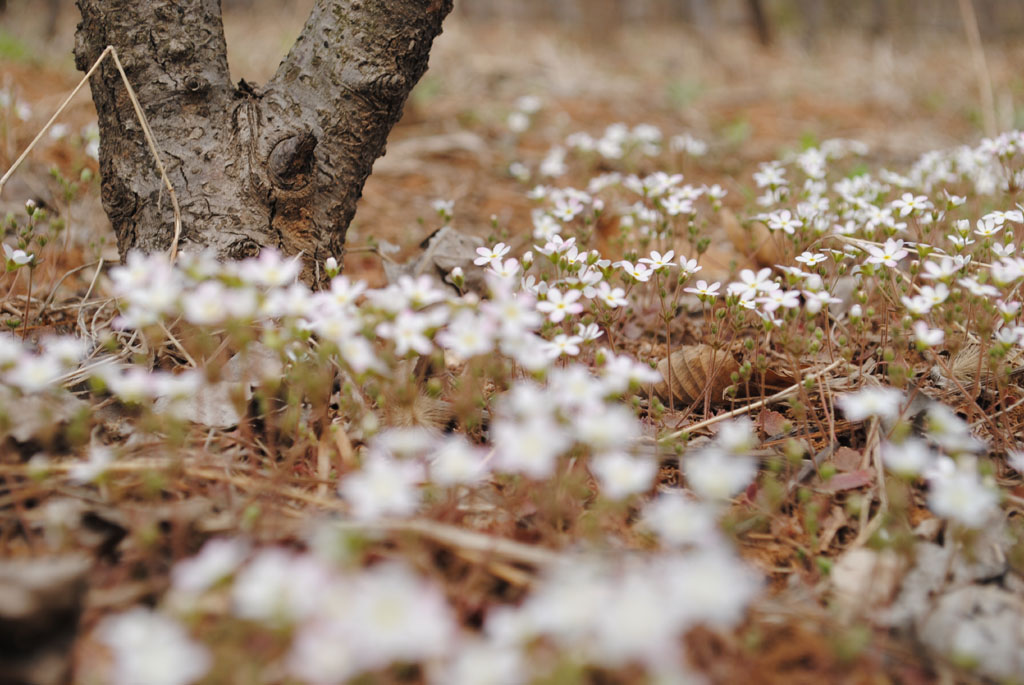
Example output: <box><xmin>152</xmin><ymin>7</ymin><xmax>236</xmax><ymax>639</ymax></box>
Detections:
<box><xmin>683</xmin><ymin>449</ymin><xmax>757</xmax><ymax>500</ymax></box>
<box><xmin>715</xmin><ymin>418</ymin><xmax>757</xmax><ymax>455</ymax></box>
<box><xmin>376</xmin><ymin>309</ymin><xmax>433</xmax><ymax>356</ymax></box>
<box><xmin>678</xmin><ymin>257</ymin><xmax>702</xmax><ymax>278</ymax></box>
<box><xmin>232</xmin><ymin>549</ymin><xmax>332</xmax><ymax>624</ymax></box>
<box><xmin>1007</xmin><ymin>449</ymin><xmax>1024</xmax><ymax>473</ymax></box>
<box><xmin>683</xmin><ymin>279</ymin><xmax>720</xmax><ymax>299</ymax></box>
<box><xmin>97</xmin><ymin>608</ymin><xmax>211</xmax><ymax>685</ymax></box>
<box><xmin>345</xmin><ymin>564</ymin><xmax>456</xmax><ymax>668</ymax></box>
<box><xmin>182</xmin><ymin>280</ymin><xmax>229</xmax><ymax>325</ymax></box>
<box><xmin>864</xmin><ymin>238</ymin><xmax>908</xmax><ymax>268</ymax></box>
<box><xmin>238</xmin><ymin>248</ymin><xmax>300</xmax><ymax>287</ymax></box>
<box><xmin>882</xmin><ymin>438</ymin><xmax>935</xmax><ymax>477</ymax></box>
<box><xmin>5</xmin><ymin>353</ymin><xmax>63</xmax><ymax>392</ymax></box>
<box><xmin>641</xmin><ymin>492</ymin><xmax>719</xmax><ymax>547</ymax></box>
<box><xmin>795</xmin><ymin>251</ymin><xmax>826</xmax><ymax>266</ymax></box>
<box><xmin>170</xmin><ymin>537</ymin><xmax>249</xmax><ymax>599</ymax></box>
<box><xmin>433</xmin><ymin>639</ymin><xmax>526</xmax><ymax>685</ymax></box>
<box><xmin>535</xmin><ymin>288</ymin><xmax>583</xmax><ymax>323</ymax></box>
<box><xmin>591</xmin><ymin>451</ymin><xmax>656</xmax><ymax>500</ymax></box>
<box><xmin>837</xmin><ymin>387</ymin><xmax>903</xmax><ymax>422</ymax></box>
<box><xmin>287</xmin><ymin>618</ymin><xmax>361</xmax><ymax>685</ymax></box>
<box><xmin>766</xmin><ymin>209</ymin><xmax>801</xmax><ymax>234</ymax></box>
<box><xmin>544</xmin><ymin>333</ymin><xmax>583</xmax><ymax>358</ymax></box>
<box><xmin>474</xmin><ymin>242</ymin><xmax>511</xmax><ymax>266</ymax></box>
<box><xmin>576</xmin><ymin>322</ymin><xmax>603</xmax><ymax>342</ymax></box>
<box><xmin>592</xmin><ymin>281</ymin><xmax>628</xmax><ymax>308</ymax></box>
<box><xmin>727</xmin><ymin>267</ymin><xmax>775</xmax><ymax>300</ymax></box>
<box><xmin>891</xmin><ymin>192</ymin><xmax>932</xmax><ymax>217</ymax></box>
<box><xmin>913</xmin><ymin>321</ymin><xmax>944</xmax><ymax>348</ymax></box>
<box><xmin>758</xmin><ymin>289</ymin><xmax>800</xmax><ymax>312</ymax></box>
<box><xmin>2</xmin><ymin>243</ymin><xmax>34</xmax><ymax>267</ymax></box>
<box><xmin>432</xmin><ymin>198</ymin><xmax>454</xmax><ymax>219</ymax></box>
<box><xmin>638</xmin><ymin>250</ymin><xmax>675</xmax><ymax>271</ymax></box>
<box><xmin>429</xmin><ymin>435</ymin><xmax>489</xmax><ymax>486</ymax></box>
<box><xmin>68</xmin><ymin>445</ymin><xmax>115</xmax><ymax>484</ymax></box>
<box><xmin>339</xmin><ymin>454</ymin><xmax>424</xmax><ymax>520</ymax></box>
<box><xmin>493</xmin><ymin>415</ymin><xmax>571</xmax><ymax>478</ymax></box>
<box><xmin>437</xmin><ymin>309</ymin><xmax>495</xmax><ymax>359</ymax></box>
<box><xmin>616</xmin><ymin>260</ymin><xmax>652</xmax><ymax>283</ymax></box>
<box><xmin>927</xmin><ymin>458</ymin><xmax>999</xmax><ymax>528</ymax></box>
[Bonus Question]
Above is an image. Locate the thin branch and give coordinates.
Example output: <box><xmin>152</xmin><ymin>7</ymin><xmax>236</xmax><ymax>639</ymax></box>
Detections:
<box><xmin>957</xmin><ymin>0</ymin><xmax>998</xmax><ymax>138</ymax></box>
<box><xmin>0</xmin><ymin>46</ymin><xmax>183</xmax><ymax>263</ymax></box>
<box><xmin>658</xmin><ymin>358</ymin><xmax>845</xmax><ymax>443</ymax></box>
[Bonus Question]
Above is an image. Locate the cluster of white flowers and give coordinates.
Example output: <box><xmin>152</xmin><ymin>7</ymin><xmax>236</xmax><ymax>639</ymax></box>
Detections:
<box><xmin>130</xmin><ymin>516</ymin><xmax>760</xmax><ymax>685</ymax></box>
<box><xmin>838</xmin><ymin>387</ymin><xmax>999</xmax><ymax>528</ymax></box>
<box><xmin>14</xmin><ymin>100</ymin><xmax>1024</xmax><ymax>683</ymax></box>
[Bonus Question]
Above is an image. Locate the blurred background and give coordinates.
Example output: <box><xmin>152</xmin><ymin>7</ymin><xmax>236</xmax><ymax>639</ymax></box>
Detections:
<box><xmin>2</xmin><ymin>0</ymin><xmax>1023</xmax><ymax>280</ymax></box>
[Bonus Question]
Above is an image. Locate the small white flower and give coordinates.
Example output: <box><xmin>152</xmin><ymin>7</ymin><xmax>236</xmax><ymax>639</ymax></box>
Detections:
<box><xmin>641</xmin><ymin>492</ymin><xmax>719</xmax><ymax>547</ymax></box>
<box><xmin>536</xmin><ymin>288</ymin><xmax>583</xmax><ymax>323</ymax></box>
<box><xmin>795</xmin><ymin>251</ymin><xmax>826</xmax><ymax>266</ymax></box>
<box><xmin>837</xmin><ymin>387</ymin><xmax>904</xmax><ymax>422</ymax></box>
<box><xmin>544</xmin><ymin>333</ymin><xmax>583</xmax><ymax>358</ymax></box>
<box><xmin>638</xmin><ymin>250</ymin><xmax>675</xmax><ymax>271</ymax></box>
<box><xmin>97</xmin><ymin>608</ymin><xmax>211</xmax><ymax>685</ymax></box>
<box><xmin>678</xmin><ymin>257</ymin><xmax>702</xmax><ymax>278</ymax></box>
<box><xmin>882</xmin><ymin>438</ymin><xmax>934</xmax><ymax>477</ymax></box>
<box><xmin>684</xmin><ymin>449</ymin><xmax>757</xmax><ymax>500</ymax></box>
<box><xmin>684</xmin><ymin>279</ymin><xmax>720</xmax><ymax>299</ymax></box>
<box><xmin>864</xmin><ymin>238</ymin><xmax>908</xmax><ymax>268</ymax></box>
<box><xmin>591</xmin><ymin>451</ymin><xmax>657</xmax><ymax>500</ymax></box>
<box><xmin>474</xmin><ymin>242</ymin><xmax>511</xmax><ymax>267</ymax></box>
<box><xmin>913</xmin><ymin>321</ymin><xmax>944</xmax><ymax>348</ymax></box>
<box><xmin>338</xmin><ymin>454</ymin><xmax>424</xmax><ymax>520</ymax></box>
<box><xmin>927</xmin><ymin>458</ymin><xmax>998</xmax><ymax>528</ymax></box>
<box><xmin>616</xmin><ymin>260</ymin><xmax>652</xmax><ymax>283</ymax></box>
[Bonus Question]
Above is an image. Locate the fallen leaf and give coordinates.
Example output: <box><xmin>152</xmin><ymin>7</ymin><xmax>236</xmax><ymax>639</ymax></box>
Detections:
<box><xmin>820</xmin><ymin>468</ymin><xmax>874</xmax><ymax>493</ymax></box>
<box><xmin>831</xmin><ymin>446</ymin><xmax>862</xmax><ymax>472</ymax></box>
<box><xmin>653</xmin><ymin>344</ymin><xmax>739</xmax><ymax>406</ymax></box>
<box><xmin>721</xmin><ymin>207</ymin><xmax>780</xmax><ymax>268</ymax></box>
<box><xmin>759</xmin><ymin>409</ymin><xmax>790</xmax><ymax>437</ymax></box>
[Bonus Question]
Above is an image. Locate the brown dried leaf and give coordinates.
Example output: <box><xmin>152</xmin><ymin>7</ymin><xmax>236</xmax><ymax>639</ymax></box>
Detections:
<box><xmin>654</xmin><ymin>344</ymin><xmax>739</xmax><ymax>406</ymax></box>
<box><xmin>831</xmin><ymin>446</ymin><xmax>862</xmax><ymax>472</ymax></box>
<box><xmin>721</xmin><ymin>208</ymin><xmax>780</xmax><ymax>268</ymax></box>
<box><xmin>759</xmin><ymin>409</ymin><xmax>790</xmax><ymax>437</ymax></box>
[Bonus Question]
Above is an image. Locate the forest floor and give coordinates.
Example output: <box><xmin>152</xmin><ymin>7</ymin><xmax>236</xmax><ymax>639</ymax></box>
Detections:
<box><xmin>3</xmin><ymin>3</ymin><xmax>1024</xmax><ymax>684</ymax></box>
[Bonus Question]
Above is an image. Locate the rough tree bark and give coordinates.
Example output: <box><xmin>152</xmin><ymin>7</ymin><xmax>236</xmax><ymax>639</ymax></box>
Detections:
<box><xmin>74</xmin><ymin>0</ymin><xmax>453</xmax><ymax>282</ymax></box>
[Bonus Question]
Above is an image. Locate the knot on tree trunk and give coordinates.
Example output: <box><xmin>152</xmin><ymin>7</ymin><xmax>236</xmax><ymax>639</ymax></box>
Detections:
<box><xmin>268</xmin><ymin>132</ymin><xmax>318</xmax><ymax>191</ymax></box>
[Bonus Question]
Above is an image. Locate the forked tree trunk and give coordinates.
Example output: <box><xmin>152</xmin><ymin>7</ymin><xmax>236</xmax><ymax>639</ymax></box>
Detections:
<box><xmin>74</xmin><ymin>0</ymin><xmax>453</xmax><ymax>282</ymax></box>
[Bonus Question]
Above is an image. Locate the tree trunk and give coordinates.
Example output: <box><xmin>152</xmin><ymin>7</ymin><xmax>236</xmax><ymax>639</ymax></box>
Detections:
<box><xmin>74</xmin><ymin>0</ymin><xmax>453</xmax><ymax>283</ymax></box>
